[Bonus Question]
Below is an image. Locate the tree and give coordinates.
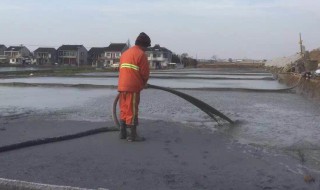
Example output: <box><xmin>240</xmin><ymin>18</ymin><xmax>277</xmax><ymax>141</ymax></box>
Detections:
<box><xmin>181</xmin><ymin>53</ymin><xmax>189</xmax><ymax>58</ymax></box>
<box><xmin>228</xmin><ymin>58</ymin><xmax>233</xmax><ymax>63</ymax></box>
<box><xmin>209</xmin><ymin>55</ymin><xmax>218</xmax><ymax>63</ymax></box>
<box><xmin>171</xmin><ymin>53</ymin><xmax>180</xmax><ymax>63</ymax></box>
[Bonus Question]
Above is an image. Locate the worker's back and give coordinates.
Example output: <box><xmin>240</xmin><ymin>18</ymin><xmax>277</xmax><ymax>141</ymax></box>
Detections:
<box><xmin>118</xmin><ymin>45</ymin><xmax>149</xmax><ymax>92</ymax></box>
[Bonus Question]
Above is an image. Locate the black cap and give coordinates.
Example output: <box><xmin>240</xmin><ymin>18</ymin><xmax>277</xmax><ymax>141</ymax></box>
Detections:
<box><xmin>135</xmin><ymin>32</ymin><xmax>151</xmax><ymax>47</ymax></box>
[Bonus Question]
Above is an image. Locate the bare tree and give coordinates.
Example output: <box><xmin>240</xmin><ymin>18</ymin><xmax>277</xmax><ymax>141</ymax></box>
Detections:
<box><xmin>181</xmin><ymin>53</ymin><xmax>189</xmax><ymax>58</ymax></box>
<box><xmin>210</xmin><ymin>55</ymin><xmax>218</xmax><ymax>63</ymax></box>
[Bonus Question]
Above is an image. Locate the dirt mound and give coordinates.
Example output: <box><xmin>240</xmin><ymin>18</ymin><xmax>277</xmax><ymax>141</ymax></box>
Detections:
<box><xmin>265</xmin><ymin>53</ymin><xmax>301</xmax><ymax>68</ymax></box>
<box><xmin>198</xmin><ymin>62</ymin><xmax>263</xmax><ymax>68</ymax></box>
<box><xmin>278</xmin><ymin>73</ymin><xmax>320</xmax><ymax>101</ymax></box>
<box><xmin>309</xmin><ymin>49</ymin><xmax>320</xmax><ymax>63</ymax></box>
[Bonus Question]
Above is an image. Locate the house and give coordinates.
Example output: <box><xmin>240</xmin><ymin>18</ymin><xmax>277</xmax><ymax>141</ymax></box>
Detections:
<box><xmin>57</xmin><ymin>45</ymin><xmax>88</xmax><ymax>66</ymax></box>
<box><xmin>0</xmin><ymin>45</ymin><xmax>7</xmax><ymax>64</ymax></box>
<box><xmin>0</xmin><ymin>44</ymin><xmax>6</xmax><ymax>55</ymax></box>
<box><xmin>88</xmin><ymin>47</ymin><xmax>106</xmax><ymax>67</ymax></box>
<box><xmin>101</xmin><ymin>43</ymin><xmax>129</xmax><ymax>67</ymax></box>
<box><xmin>4</xmin><ymin>46</ymin><xmax>32</xmax><ymax>64</ymax></box>
<box><xmin>146</xmin><ymin>44</ymin><xmax>172</xmax><ymax>69</ymax></box>
<box><xmin>34</xmin><ymin>48</ymin><xmax>57</xmax><ymax>65</ymax></box>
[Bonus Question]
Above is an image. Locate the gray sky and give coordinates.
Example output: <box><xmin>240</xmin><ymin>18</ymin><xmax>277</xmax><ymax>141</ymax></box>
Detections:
<box><xmin>0</xmin><ymin>0</ymin><xmax>319</xmax><ymax>59</ymax></box>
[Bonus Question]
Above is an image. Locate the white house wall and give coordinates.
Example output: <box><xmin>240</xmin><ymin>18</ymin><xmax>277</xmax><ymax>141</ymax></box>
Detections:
<box><xmin>77</xmin><ymin>46</ymin><xmax>88</xmax><ymax>65</ymax></box>
<box><xmin>20</xmin><ymin>47</ymin><xmax>31</xmax><ymax>57</ymax></box>
<box><xmin>146</xmin><ymin>51</ymin><xmax>172</xmax><ymax>68</ymax></box>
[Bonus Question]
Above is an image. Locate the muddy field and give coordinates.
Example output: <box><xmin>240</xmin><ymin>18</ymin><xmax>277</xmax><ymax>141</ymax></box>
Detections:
<box><xmin>0</xmin><ymin>67</ymin><xmax>319</xmax><ymax>189</ymax></box>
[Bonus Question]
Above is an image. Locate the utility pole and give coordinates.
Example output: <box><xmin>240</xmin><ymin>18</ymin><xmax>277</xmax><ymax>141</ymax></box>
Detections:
<box><xmin>126</xmin><ymin>39</ymin><xmax>131</xmax><ymax>47</ymax></box>
<box><xmin>299</xmin><ymin>33</ymin><xmax>304</xmax><ymax>57</ymax></box>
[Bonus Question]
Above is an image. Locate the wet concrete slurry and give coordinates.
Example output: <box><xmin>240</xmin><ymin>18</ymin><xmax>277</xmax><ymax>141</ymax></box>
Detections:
<box><xmin>2</xmin><ymin>86</ymin><xmax>319</xmax><ymax>153</ymax></box>
<box><xmin>77</xmin><ymin>71</ymin><xmax>273</xmax><ymax>79</ymax></box>
<box><xmin>0</xmin><ymin>67</ymin><xmax>283</xmax><ymax>90</ymax></box>
<box><xmin>0</xmin><ymin>76</ymin><xmax>286</xmax><ymax>89</ymax></box>
<box><xmin>0</xmin><ymin>119</ymin><xmax>318</xmax><ymax>190</ymax></box>
<box><xmin>0</xmin><ymin>67</ymin><xmax>320</xmax><ymax>189</ymax></box>
<box><xmin>0</xmin><ymin>87</ymin><xmax>113</xmax><ymax>113</ymax></box>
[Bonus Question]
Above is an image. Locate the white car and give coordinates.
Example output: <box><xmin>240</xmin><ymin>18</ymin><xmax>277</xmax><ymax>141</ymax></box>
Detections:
<box><xmin>110</xmin><ymin>63</ymin><xmax>119</xmax><ymax>68</ymax></box>
<box><xmin>110</xmin><ymin>63</ymin><xmax>119</xmax><ymax>70</ymax></box>
<box><xmin>315</xmin><ymin>69</ymin><xmax>320</xmax><ymax>76</ymax></box>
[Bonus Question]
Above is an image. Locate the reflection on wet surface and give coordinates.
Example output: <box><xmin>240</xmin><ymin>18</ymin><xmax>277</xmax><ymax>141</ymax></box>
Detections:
<box><xmin>0</xmin><ymin>76</ymin><xmax>286</xmax><ymax>89</ymax></box>
<box><xmin>0</xmin><ymin>67</ymin><xmax>49</xmax><ymax>72</ymax></box>
<box><xmin>78</xmin><ymin>73</ymin><xmax>273</xmax><ymax>79</ymax></box>
<box><xmin>0</xmin><ymin>87</ymin><xmax>115</xmax><ymax>110</ymax></box>
<box><xmin>77</xmin><ymin>71</ymin><xmax>273</xmax><ymax>77</ymax></box>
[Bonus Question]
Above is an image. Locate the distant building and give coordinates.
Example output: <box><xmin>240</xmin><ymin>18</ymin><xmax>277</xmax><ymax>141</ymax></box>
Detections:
<box><xmin>101</xmin><ymin>43</ymin><xmax>129</xmax><ymax>66</ymax></box>
<box><xmin>57</xmin><ymin>45</ymin><xmax>88</xmax><ymax>66</ymax></box>
<box><xmin>146</xmin><ymin>44</ymin><xmax>172</xmax><ymax>69</ymax></box>
<box><xmin>0</xmin><ymin>44</ymin><xmax>7</xmax><ymax>64</ymax></box>
<box><xmin>0</xmin><ymin>44</ymin><xmax>6</xmax><ymax>55</ymax></box>
<box><xmin>4</xmin><ymin>46</ymin><xmax>32</xmax><ymax>64</ymax></box>
<box><xmin>88</xmin><ymin>47</ymin><xmax>106</xmax><ymax>67</ymax></box>
<box><xmin>34</xmin><ymin>48</ymin><xmax>57</xmax><ymax>65</ymax></box>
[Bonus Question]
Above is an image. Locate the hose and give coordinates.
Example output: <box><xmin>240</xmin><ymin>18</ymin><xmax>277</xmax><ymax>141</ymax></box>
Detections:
<box><xmin>0</xmin><ymin>127</ymin><xmax>118</xmax><ymax>153</ymax></box>
<box><xmin>112</xmin><ymin>76</ymin><xmax>303</xmax><ymax>127</ymax></box>
<box><xmin>112</xmin><ymin>84</ymin><xmax>234</xmax><ymax>129</ymax></box>
<box><xmin>147</xmin><ymin>84</ymin><xmax>233</xmax><ymax>123</ymax></box>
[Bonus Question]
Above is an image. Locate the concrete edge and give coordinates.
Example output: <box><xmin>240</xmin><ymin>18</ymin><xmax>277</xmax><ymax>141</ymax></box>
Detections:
<box><xmin>0</xmin><ymin>178</ymin><xmax>108</xmax><ymax>190</ymax></box>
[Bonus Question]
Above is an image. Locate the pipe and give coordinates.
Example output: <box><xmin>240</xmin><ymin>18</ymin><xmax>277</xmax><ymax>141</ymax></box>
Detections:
<box><xmin>147</xmin><ymin>84</ymin><xmax>234</xmax><ymax>123</ymax></box>
<box><xmin>112</xmin><ymin>84</ymin><xmax>234</xmax><ymax>128</ymax></box>
<box><xmin>0</xmin><ymin>127</ymin><xmax>118</xmax><ymax>153</ymax></box>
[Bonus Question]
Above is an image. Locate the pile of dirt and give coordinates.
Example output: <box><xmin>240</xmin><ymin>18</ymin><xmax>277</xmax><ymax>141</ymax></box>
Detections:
<box><xmin>198</xmin><ymin>62</ymin><xmax>263</xmax><ymax>68</ymax></box>
<box><xmin>265</xmin><ymin>53</ymin><xmax>302</xmax><ymax>68</ymax></box>
<box><xmin>309</xmin><ymin>49</ymin><xmax>320</xmax><ymax>63</ymax></box>
<box><xmin>278</xmin><ymin>73</ymin><xmax>320</xmax><ymax>101</ymax></box>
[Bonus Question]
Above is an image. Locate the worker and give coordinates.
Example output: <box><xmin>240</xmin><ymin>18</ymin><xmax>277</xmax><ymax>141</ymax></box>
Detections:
<box><xmin>118</xmin><ymin>32</ymin><xmax>151</xmax><ymax>142</ymax></box>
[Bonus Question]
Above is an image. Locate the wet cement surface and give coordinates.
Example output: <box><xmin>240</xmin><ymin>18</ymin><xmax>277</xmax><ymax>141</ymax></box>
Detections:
<box><xmin>2</xmin><ymin>87</ymin><xmax>319</xmax><ymax>151</ymax></box>
<box><xmin>77</xmin><ymin>72</ymin><xmax>273</xmax><ymax>79</ymax></box>
<box><xmin>0</xmin><ymin>76</ymin><xmax>286</xmax><ymax>90</ymax></box>
<box><xmin>0</xmin><ymin>67</ymin><xmax>320</xmax><ymax>189</ymax></box>
<box><xmin>0</xmin><ymin>118</ymin><xmax>318</xmax><ymax>190</ymax></box>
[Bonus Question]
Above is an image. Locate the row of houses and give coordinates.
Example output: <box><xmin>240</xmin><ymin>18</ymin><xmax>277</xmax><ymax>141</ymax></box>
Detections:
<box><xmin>0</xmin><ymin>43</ymin><xmax>173</xmax><ymax>69</ymax></box>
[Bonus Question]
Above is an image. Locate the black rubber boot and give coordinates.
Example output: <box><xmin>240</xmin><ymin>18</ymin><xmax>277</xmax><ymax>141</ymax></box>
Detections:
<box><xmin>119</xmin><ymin>120</ymin><xmax>127</xmax><ymax>139</ymax></box>
<box><xmin>127</xmin><ymin>125</ymin><xmax>145</xmax><ymax>142</ymax></box>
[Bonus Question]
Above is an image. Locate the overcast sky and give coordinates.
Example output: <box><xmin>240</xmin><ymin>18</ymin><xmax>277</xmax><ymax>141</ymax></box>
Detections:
<box><xmin>0</xmin><ymin>0</ymin><xmax>320</xmax><ymax>59</ymax></box>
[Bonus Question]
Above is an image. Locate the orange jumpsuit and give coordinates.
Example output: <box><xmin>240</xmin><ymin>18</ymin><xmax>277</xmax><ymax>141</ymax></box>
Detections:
<box><xmin>118</xmin><ymin>45</ymin><xmax>150</xmax><ymax>126</ymax></box>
